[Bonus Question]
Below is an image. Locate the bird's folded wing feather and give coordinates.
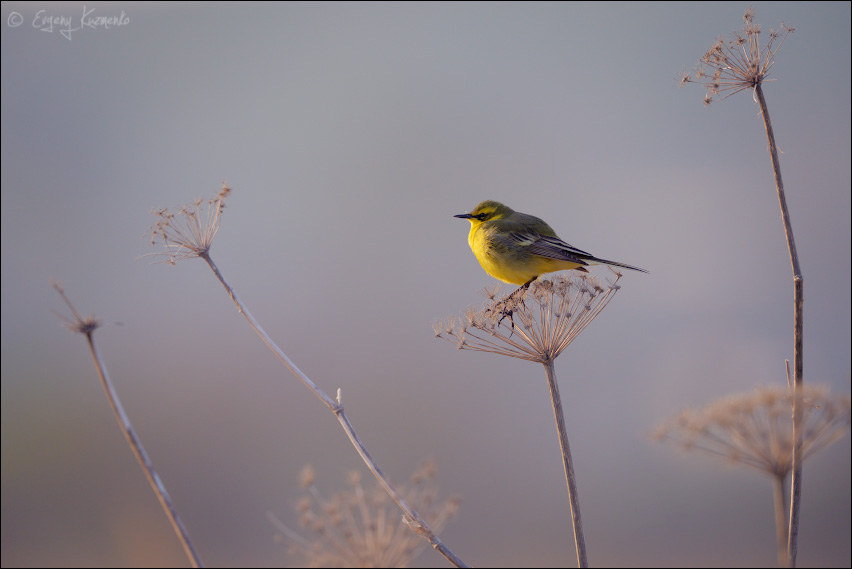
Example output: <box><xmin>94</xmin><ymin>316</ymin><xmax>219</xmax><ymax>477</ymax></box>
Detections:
<box><xmin>508</xmin><ymin>233</ymin><xmax>593</xmax><ymax>262</ymax></box>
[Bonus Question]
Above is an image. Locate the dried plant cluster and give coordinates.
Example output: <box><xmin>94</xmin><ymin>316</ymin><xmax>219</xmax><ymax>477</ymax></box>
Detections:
<box><xmin>435</xmin><ymin>273</ymin><xmax>622</xmax><ymax>363</ymax></box>
<box><xmin>654</xmin><ymin>385</ymin><xmax>851</xmax><ymax>478</ymax></box>
<box><xmin>280</xmin><ymin>462</ymin><xmax>461</xmax><ymax>568</ymax></box>
<box><xmin>681</xmin><ymin>7</ymin><xmax>794</xmax><ymax>106</ymax></box>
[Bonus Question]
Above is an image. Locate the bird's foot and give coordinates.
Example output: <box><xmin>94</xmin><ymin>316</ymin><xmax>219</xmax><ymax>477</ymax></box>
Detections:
<box><xmin>494</xmin><ymin>280</ymin><xmax>534</xmax><ymax>336</ymax></box>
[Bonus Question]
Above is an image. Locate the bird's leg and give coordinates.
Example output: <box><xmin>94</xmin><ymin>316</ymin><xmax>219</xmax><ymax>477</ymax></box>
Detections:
<box><xmin>497</xmin><ymin>277</ymin><xmax>535</xmax><ymax>334</ymax></box>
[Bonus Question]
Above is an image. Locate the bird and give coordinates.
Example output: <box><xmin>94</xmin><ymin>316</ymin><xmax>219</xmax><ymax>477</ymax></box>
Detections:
<box><xmin>455</xmin><ymin>200</ymin><xmax>648</xmax><ymax>288</ymax></box>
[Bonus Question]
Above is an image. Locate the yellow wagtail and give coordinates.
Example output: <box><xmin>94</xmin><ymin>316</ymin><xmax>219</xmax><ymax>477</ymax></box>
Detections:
<box><xmin>455</xmin><ymin>200</ymin><xmax>648</xmax><ymax>288</ymax></box>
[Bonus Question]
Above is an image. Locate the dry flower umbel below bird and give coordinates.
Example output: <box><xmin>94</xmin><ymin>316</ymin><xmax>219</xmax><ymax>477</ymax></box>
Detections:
<box><xmin>435</xmin><ymin>273</ymin><xmax>621</xmax><ymax>363</ymax></box>
<box><xmin>272</xmin><ymin>462</ymin><xmax>461</xmax><ymax>568</ymax></box>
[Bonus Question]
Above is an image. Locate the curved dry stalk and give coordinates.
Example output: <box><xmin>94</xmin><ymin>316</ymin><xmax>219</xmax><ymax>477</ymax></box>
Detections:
<box><xmin>52</xmin><ymin>282</ymin><xmax>204</xmax><ymax>568</ymax></box>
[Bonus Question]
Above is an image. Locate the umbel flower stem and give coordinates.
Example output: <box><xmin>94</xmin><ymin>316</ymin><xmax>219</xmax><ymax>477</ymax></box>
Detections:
<box><xmin>543</xmin><ymin>360</ymin><xmax>587</xmax><ymax>568</ymax></box>
<box><xmin>52</xmin><ymin>282</ymin><xmax>204</xmax><ymax>568</ymax></box>
<box><xmin>146</xmin><ymin>187</ymin><xmax>466</xmax><ymax>568</ymax></box>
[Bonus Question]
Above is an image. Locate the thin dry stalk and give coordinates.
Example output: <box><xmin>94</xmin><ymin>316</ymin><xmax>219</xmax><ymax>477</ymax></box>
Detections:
<box><xmin>52</xmin><ymin>281</ymin><xmax>204</xmax><ymax>568</ymax></box>
<box><xmin>145</xmin><ymin>186</ymin><xmax>466</xmax><ymax>568</ymax></box>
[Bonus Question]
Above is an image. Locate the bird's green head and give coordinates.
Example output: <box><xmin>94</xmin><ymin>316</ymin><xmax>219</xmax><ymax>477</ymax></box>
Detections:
<box><xmin>454</xmin><ymin>200</ymin><xmax>514</xmax><ymax>225</ymax></box>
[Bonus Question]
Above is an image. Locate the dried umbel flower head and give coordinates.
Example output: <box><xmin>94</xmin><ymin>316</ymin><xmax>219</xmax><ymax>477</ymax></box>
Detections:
<box><xmin>435</xmin><ymin>273</ymin><xmax>622</xmax><ymax>364</ymax></box>
<box><xmin>681</xmin><ymin>8</ymin><xmax>794</xmax><ymax>105</ymax></box>
<box><xmin>280</xmin><ymin>461</ymin><xmax>461</xmax><ymax>568</ymax></box>
<box><xmin>145</xmin><ymin>182</ymin><xmax>232</xmax><ymax>264</ymax></box>
<box><xmin>654</xmin><ymin>385</ymin><xmax>851</xmax><ymax>477</ymax></box>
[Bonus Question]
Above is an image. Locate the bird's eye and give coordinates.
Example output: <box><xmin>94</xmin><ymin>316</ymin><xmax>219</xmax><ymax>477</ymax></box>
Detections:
<box><xmin>477</xmin><ymin>212</ymin><xmax>489</xmax><ymax>221</ymax></box>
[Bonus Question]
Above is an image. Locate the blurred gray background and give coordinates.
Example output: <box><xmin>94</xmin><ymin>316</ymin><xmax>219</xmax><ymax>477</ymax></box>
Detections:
<box><xmin>2</xmin><ymin>2</ymin><xmax>849</xmax><ymax>567</ymax></box>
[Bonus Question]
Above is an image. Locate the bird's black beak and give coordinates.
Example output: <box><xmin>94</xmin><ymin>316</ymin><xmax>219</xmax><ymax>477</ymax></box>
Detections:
<box><xmin>454</xmin><ymin>213</ymin><xmax>473</xmax><ymax>219</ymax></box>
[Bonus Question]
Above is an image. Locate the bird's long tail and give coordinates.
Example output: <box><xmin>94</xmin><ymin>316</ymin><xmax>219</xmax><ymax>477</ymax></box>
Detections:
<box><xmin>584</xmin><ymin>256</ymin><xmax>649</xmax><ymax>274</ymax></box>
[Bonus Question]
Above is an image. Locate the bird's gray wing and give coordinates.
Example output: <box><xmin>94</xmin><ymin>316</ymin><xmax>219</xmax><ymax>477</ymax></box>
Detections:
<box><xmin>509</xmin><ymin>233</ymin><xmax>593</xmax><ymax>264</ymax></box>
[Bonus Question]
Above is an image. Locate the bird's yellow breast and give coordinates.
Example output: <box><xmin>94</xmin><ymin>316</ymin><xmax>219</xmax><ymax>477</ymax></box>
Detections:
<box><xmin>468</xmin><ymin>222</ymin><xmax>578</xmax><ymax>285</ymax></box>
